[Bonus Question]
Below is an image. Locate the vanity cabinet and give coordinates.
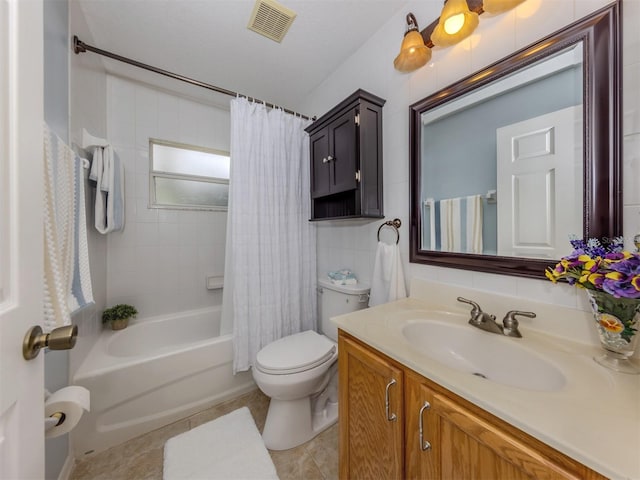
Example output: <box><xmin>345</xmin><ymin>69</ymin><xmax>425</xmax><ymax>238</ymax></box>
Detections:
<box><xmin>306</xmin><ymin>89</ymin><xmax>385</xmax><ymax>220</ymax></box>
<box><xmin>338</xmin><ymin>331</ymin><xmax>607</xmax><ymax>480</ymax></box>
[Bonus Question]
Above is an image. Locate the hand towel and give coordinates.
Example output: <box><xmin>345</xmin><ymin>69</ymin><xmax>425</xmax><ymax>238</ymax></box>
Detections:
<box><xmin>369</xmin><ymin>242</ymin><xmax>407</xmax><ymax>307</ymax></box>
<box><xmin>466</xmin><ymin>194</ymin><xmax>483</xmax><ymax>254</ymax></box>
<box><xmin>440</xmin><ymin>197</ymin><xmax>462</xmax><ymax>252</ymax></box>
<box><xmin>88</xmin><ymin>144</ymin><xmax>125</xmax><ymax>234</ymax></box>
<box><xmin>43</xmin><ymin>124</ymin><xmax>94</xmax><ymax>332</ymax></box>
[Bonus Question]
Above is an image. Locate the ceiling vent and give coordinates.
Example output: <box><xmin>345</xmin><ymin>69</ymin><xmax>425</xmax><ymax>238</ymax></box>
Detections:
<box><xmin>247</xmin><ymin>0</ymin><xmax>297</xmax><ymax>43</ymax></box>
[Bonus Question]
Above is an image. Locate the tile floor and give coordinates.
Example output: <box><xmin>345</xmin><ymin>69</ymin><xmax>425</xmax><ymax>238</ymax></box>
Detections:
<box><xmin>69</xmin><ymin>389</ymin><xmax>338</xmax><ymax>480</ymax></box>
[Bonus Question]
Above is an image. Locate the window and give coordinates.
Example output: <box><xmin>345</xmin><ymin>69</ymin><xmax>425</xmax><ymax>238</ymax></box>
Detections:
<box><xmin>149</xmin><ymin>139</ymin><xmax>230</xmax><ymax>210</ymax></box>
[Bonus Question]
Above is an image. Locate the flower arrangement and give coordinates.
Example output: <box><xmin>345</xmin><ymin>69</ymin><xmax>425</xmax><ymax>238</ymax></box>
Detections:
<box><xmin>545</xmin><ymin>236</ymin><xmax>640</xmax><ymax>299</ymax></box>
<box><xmin>547</xmin><ymin>237</ymin><xmax>640</xmax><ymax>373</ymax></box>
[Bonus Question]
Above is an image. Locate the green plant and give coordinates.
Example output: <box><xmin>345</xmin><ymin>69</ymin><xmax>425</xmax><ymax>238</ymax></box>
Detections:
<box><xmin>102</xmin><ymin>304</ymin><xmax>138</xmax><ymax>324</ymax></box>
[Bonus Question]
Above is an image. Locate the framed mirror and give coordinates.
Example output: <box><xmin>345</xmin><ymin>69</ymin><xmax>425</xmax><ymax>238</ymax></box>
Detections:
<box><xmin>409</xmin><ymin>2</ymin><xmax>621</xmax><ymax>279</ymax></box>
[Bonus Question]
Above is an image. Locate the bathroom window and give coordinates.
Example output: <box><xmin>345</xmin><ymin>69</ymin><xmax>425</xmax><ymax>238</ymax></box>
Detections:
<box><xmin>149</xmin><ymin>139</ymin><xmax>230</xmax><ymax>210</ymax></box>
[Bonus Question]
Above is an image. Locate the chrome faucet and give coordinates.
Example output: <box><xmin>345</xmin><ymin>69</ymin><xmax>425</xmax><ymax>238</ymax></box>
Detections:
<box><xmin>457</xmin><ymin>297</ymin><xmax>536</xmax><ymax>337</ymax></box>
<box><xmin>457</xmin><ymin>297</ymin><xmax>503</xmax><ymax>334</ymax></box>
<box><xmin>501</xmin><ymin>310</ymin><xmax>536</xmax><ymax>338</ymax></box>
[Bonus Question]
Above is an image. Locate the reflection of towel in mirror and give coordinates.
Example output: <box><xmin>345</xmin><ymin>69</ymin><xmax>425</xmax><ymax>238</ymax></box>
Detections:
<box><xmin>439</xmin><ymin>195</ymin><xmax>483</xmax><ymax>254</ymax></box>
<box><xmin>369</xmin><ymin>242</ymin><xmax>407</xmax><ymax>307</ymax></box>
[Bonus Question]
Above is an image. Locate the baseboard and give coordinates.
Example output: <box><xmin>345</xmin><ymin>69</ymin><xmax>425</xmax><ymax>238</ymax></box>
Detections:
<box><xmin>57</xmin><ymin>453</ymin><xmax>75</xmax><ymax>480</ymax></box>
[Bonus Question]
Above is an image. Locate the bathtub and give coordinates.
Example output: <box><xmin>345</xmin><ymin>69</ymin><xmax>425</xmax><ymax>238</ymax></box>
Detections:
<box><xmin>71</xmin><ymin>306</ymin><xmax>255</xmax><ymax>456</ymax></box>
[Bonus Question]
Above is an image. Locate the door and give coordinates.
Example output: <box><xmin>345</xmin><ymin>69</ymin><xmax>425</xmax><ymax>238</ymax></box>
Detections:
<box><xmin>329</xmin><ymin>108</ymin><xmax>358</xmax><ymax>194</ymax></box>
<box><xmin>310</xmin><ymin>128</ymin><xmax>331</xmax><ymax>198</ymax></box>
<box><xmin>338</xmin><ymin>333</ymin><xmax>404</xmax><ymax>480</ymax></box>
<box><xmin>0</xmin><ymin>0</ymin><xmax>45</xmax><ymax>478</ymax></box>
<box><xmin>496</xmin><ymin>106</ymin><xmax>582</xmax><ymax>258</ymax></box>
<box><xmin>405</xmin><ymin>370</ymin><xmax>439</xmax><ymax>480</ymax></box>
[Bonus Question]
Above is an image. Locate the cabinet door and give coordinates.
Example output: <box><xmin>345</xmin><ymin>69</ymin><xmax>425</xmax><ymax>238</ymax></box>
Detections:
<box><xmin>329</xmin><ymin>108</ymin><xmax>358</xmax><ymax>194</ymax></box>
<box><xmin>310</xmin><ymin>128</ymin><xmax>331</xmax><ymax>198</ymax></box>
<box><xmin>405</xmin><ymin>370</ymin><xmax>440</xmax><ymax>480</ymax></box>
<box><xmin>433</xmin><ymin>393</ymin><xmax>585</xmax><ymax>480</ymax></box>
<box><xmin>339</xmin><ymin>333</ymin><xmax>404</xmax><ymax>480</ymax></box>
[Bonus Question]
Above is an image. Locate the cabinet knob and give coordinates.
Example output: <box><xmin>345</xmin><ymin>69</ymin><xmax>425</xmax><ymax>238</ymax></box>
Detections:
<box><xmin>322</xmin><ymin>157</ymin><xmax>329</xmax><ymax>163</ymax></box>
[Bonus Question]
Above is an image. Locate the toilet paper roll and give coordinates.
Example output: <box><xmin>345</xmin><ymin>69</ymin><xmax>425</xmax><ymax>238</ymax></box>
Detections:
<box><xmin>44</xmin><ymin>386</ymin><xmax>90</xmax><ymax>438</ymax></box>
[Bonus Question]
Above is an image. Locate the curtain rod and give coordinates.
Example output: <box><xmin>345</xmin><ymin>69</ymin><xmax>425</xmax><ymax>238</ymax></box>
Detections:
<box><xmin>73</xmin><ymin>36</ymin><xmax>313</xmax><ymax>121</ymax></box>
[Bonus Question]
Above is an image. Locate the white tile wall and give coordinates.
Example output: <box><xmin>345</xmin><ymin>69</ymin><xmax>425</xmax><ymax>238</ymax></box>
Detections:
<box><xmin>301</xmin><ymin>0</ymin><xmax>638</xmax><ymax>320</ymax></box>
<box><xmin>106</xmin><ymin>76</ymin><xmax>230</xmax><ymax>318</ymax></box>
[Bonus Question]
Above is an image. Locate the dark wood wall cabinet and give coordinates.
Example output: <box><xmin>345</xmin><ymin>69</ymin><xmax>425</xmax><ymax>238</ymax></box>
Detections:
<box><xmin>305</xmin><ymin>89</ymin><xmax>385</xmax><ymax>220</ymax></box>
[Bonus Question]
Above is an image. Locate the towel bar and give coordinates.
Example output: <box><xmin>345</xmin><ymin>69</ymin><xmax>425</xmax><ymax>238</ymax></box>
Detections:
<box><xmin>377</xmin><ymin>219</ymin><xmax>401</xmax><ymax>244</ymax></box>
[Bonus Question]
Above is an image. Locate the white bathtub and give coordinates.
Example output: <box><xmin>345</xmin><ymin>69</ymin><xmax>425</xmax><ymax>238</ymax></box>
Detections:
<box><xmin>71</xmin><ymin>306</ymin><xmax>255</xmax><ymax>456</ymax></box>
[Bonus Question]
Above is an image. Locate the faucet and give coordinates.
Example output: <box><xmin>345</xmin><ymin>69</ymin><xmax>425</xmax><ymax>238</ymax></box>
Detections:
<box><xmin>457</xmin><ymin>297</ymin><xmax>536</xmax><ymax>337</ymax></box>
<box><xmin>457</xmin><ymin>297</ymin><xmax>503</xmax><ymax>335</ymax></box>
<box><xmin>501</xmin><ymin>310</ymin><xmax>536</xmax><ymax>338</ymax></box>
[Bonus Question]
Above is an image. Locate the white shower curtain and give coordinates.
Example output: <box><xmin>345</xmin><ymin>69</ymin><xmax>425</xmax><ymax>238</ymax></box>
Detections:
<box><xmin>223</xmin><ymin>98</ymin><xmax>316</xmax><ymax>373</ymax></box>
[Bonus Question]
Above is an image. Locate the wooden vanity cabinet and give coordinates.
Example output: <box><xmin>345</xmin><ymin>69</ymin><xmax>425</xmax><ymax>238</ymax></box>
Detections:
<box><xmin>306</xmin><ymin>89</ymin><xmax>385</xmax><ymax>220</ymax></box>
<box><xmin>339</xmin><ymin>331</ymin><xmax>608</xmax><ymax>480</ymax></box>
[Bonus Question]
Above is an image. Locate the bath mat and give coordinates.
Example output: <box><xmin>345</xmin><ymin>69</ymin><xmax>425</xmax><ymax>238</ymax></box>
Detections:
<box><xmin>163</xmin><ymin>406</ymin><xmax>279</xmax><ymax>480</ymax></box>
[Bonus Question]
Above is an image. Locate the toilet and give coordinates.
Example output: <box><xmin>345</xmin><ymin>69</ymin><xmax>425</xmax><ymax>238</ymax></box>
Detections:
<box><xmin>252</xmin><ymin>278</ymin><xmax>370</xmax><ymax>450</ymax></box>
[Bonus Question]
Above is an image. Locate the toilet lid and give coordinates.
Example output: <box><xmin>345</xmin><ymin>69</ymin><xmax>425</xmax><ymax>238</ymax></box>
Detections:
<box><xmin>256</xmin><ymin>330</ymin><xmax>337</xmax><ymax>375</ymax></box>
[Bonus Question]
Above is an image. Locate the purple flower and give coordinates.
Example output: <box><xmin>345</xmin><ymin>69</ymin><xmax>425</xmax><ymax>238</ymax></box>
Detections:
<box><xmin>602</xmin><ymin>278</ymin><xmax>640</xmax><ymax>298</ymax></box>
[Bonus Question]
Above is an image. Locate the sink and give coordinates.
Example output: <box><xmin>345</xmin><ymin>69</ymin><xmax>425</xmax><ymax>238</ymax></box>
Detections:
<box><xmin>401</xmin><ymin>317</ymin><xmax>566</xmax><ymax>392</ymax></box>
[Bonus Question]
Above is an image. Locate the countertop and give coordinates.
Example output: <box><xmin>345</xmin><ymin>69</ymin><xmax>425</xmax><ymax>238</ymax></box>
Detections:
<box><xmin>331</xmin><ymin>282</ymin><xmax>640</xmax><ymax>480</ymax></box>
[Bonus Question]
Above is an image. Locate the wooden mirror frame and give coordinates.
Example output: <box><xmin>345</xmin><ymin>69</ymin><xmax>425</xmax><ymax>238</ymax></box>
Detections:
<box><xmin>409</xmin><ymin>2</ymin><xmax>621</xmax><ymax>279</ymax></box>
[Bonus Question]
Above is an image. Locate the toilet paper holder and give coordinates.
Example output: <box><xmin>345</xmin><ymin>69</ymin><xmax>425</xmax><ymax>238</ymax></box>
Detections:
<box><xmin>23</xmin><ymin>324</ymin><xmax>78</xmax><ymax>360</ymax></box>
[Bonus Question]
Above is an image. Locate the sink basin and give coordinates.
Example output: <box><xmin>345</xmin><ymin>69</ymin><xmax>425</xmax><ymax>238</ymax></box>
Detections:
<box><xmin>402</xmin><ymin>318</ymin><xmax>566</xmax><ymax>392</ymax></box>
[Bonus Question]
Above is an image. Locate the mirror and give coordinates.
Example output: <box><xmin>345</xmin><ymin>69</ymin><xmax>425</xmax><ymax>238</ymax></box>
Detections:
<box><xmin>409</xmin><ymin>3</ymin><xmax>621</xmax><ymax>279</ymax></box>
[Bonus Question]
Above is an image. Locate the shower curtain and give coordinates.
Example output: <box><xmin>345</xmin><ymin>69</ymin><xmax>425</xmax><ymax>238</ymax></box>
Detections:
<box><xmin>223</xmin><ymin>97</ymin><xmax>316</xmax><ymax>373</ymax></box>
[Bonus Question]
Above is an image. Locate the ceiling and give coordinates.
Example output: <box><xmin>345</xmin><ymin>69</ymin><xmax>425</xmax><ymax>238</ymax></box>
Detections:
<box><xmin>76</xmin><ymin>0</ymin><xmax>414</xmax><ymax>114</ymax></box>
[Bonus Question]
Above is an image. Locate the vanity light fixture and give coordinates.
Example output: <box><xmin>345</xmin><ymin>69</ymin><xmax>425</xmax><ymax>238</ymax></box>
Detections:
<box><xmin>394</xmin><ymin>0</ymin><xmax>527</xmax><ymax>73</ymax></box>
<box><xmin>394</xmin><ymin>13</ymin><xmax>432</xmax><ymax>73</ymax></box>
<box><xmin>481</xmin><ymin>0</ymin><xmax>525</xmax><ymax>15</ymax></box>
<box><xmin>430</xmin><ymin>0</ymin><xmax>479</xmax><ymax>47</ymax></box>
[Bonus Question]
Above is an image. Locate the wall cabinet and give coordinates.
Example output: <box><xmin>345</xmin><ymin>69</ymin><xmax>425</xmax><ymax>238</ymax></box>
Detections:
<box><xmin>306</xmin><ymin>89</ymin><xmax>385</xmax><ymax>220</ymax></box>
<box><xmin>338</xmin><ymin>331</ymin><xmax>607</xmax><ymax>480</ymax></box>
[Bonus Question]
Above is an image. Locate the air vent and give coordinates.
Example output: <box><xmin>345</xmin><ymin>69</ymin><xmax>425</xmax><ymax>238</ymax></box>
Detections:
<box><xmin>247</xmin><ymin>0</ymin><xmax>297</xmax><ymax>43</ymax></box>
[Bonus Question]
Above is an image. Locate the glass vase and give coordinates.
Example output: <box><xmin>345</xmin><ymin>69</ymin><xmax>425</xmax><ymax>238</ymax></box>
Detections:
<box><xmin>585</xmin><ymin>289</ymin><xmax>640</xmax><ymax>374</ymax></box>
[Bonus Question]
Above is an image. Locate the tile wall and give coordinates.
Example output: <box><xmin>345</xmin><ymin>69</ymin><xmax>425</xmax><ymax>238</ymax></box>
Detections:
<box><xmin>105</xmin><ymin>76</ymin><xmax>231</xmax><ymax>318</ymax></box>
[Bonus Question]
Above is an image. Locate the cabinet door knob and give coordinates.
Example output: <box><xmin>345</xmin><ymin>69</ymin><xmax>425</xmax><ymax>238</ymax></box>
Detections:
<box><xmin>322</xmin><ymin>157</ymin><xmax>328</xmax><ymax>163</ymax></box>
<box><xmin>419</xmin><ymin>401</ymin><xmax>432</xmax><ymax>451</ymax></box>
<box><xmin>385</xmin><ymin>378</ymin><xmax>397</xmax><ymax>422</ymax></box>
<box><xmin>327</xmin><ymin>155</ymin><xmax>334</xmax><ymax>162</ymax></box>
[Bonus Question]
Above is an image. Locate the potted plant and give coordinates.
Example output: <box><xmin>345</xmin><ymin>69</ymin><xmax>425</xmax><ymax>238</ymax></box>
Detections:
<box><xmin>102</xmin><ymin>304</ymin><xmax>138</xmax><ymax>331</ymax></box>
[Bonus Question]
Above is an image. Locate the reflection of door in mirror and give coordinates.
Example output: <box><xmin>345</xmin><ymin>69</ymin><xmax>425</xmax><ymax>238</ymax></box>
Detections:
<box><xmin>419</xmin><ymin>43</ymin><xmax>583</xmax><ymax>258</ymax></box>
<box><xmin>496</xmin><ymin>106</ymin><xmax>583</xmax><ymax>259</ymax></box>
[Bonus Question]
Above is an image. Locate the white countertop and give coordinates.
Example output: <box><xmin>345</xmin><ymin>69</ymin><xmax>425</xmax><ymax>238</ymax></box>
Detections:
<box><xmin>331</xmin><ymin>281</ymin><xmax>640</xmax><ymax>480</ymax></box>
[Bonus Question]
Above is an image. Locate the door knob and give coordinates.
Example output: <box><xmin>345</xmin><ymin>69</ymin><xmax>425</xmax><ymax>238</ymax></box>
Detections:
<box><xmin>23</xmin><ymin>324</ymin><xmax>78</xmax><ymax>360</ymax></box>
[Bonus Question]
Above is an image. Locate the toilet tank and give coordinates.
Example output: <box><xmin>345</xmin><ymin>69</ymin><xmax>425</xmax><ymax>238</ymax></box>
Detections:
<box><xmin>318</xmin><ymin>278</ymin><xmax>370</xmax><ymax>342</ymax></box>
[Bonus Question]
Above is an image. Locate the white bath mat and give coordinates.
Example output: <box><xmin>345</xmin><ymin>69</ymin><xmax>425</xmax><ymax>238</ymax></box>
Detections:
<box><xmin>163</xmin><ymin>406</ymin><xmax>279</xmax><ymax>480</ymax></box>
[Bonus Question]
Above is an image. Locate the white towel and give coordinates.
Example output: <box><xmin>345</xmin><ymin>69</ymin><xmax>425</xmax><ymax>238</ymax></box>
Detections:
<box><xmin>369</xmin><ymin>242</ymin><xmax>407</xmax><ymax>307</ymax></box>
<box><xmin>440</xmin><ymin>197</ymin><xmax>461</xmax><ymax>252</ymax></box>
<box><xmin>466</xmin><ymin>194</ymin><xmax>483</xmax><ymax>254</ymax></box>
<box><xmin>43</xmin><ymin>124</ymin><xmax>94</xmax><ymax>332</ymax></box>
<box><xmin>88</xmin><ymin>144</ymin><xmax>125</xmax><ymax>234</ymax></box>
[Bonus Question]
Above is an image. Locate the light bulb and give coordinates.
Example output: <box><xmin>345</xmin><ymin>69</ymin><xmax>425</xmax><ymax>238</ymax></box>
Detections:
<box><xmin>444</xmin><ymin>13</ymin><xmax>465</xmax><ymax>34</ymax></box>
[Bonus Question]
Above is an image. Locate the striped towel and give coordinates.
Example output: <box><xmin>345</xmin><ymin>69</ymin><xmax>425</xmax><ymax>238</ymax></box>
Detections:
<box><xmin>439</xmin><ymin>195</ymin><xmax>483</xmax><ymax>254</ymax></box>
<box><xmin>43</xmin><ymin>124</ymin><xmax>94</xmax><ymax>332</ymax></box>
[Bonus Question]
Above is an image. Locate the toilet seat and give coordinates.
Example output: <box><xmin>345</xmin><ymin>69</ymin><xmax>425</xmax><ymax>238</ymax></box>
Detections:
<box><xmin>256</xmin><ymin>330</ymin><xmax>337</xmax><ymax>375</ymax></box>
